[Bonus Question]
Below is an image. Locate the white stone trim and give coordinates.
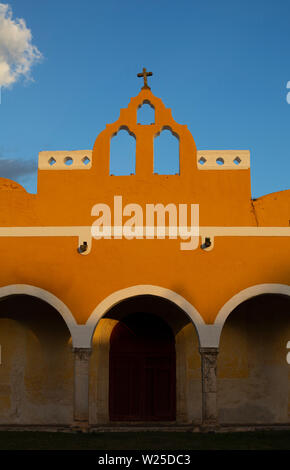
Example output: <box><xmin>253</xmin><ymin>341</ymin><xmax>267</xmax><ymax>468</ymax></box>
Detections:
<box><xmin>199</xmin><ymin>227</ymin><xmax>290</xmax><ymax>236</ymax></box>
<box><xmin>38</xmin><ymin>150</ymin><xmax>92</xmax><ymax>170</ymax></box>
<box><xmin>197</xmin><ymin>324</ymin><xmax>222</xmax><ymax>348</ymax></box>
<box><xmin>38</xmin><ymin>149</ymin><xmax>250</xmax><ymax>171</ymax></box>
<box><xmin>0</xmin><ymin>226</ymin><xmax>93</xmax><ymax>256</ymax></box>
<box><xmin>287</xmin><ymin>341</ymin><xmax>290</xmax><ymax>365</ymax></box>
<box><xmin>0</xmin><ymin>226</ymin><xmax>289</xmax><ymax>258</ymax></box>
<box><xmin>212</xmin><ymin>283</ymin><xmax>290</xmax><ymax>347</ymax></box>
<box><xmin>197</xmin><ymin>150</ymin><xmax>250</xmax><ymax>170</ymax></box>
<box><xmin>0</xmin><ymin>284</ymin><xmax>82</xmax><ymax>346</ymax></box>
<box><xmin>86</xmin><ymin>284</ymin><xmax>206</xmax><ymax>345</ymax></box>
<box><xmin>1</xmin><ymin>284</ymin><xmax>289</xmax><ymax>349</ymax></box>
<box><xmin>1</xmin><ymin>226</ymin><xmax>289</xmax><ymax>238</ymax></box>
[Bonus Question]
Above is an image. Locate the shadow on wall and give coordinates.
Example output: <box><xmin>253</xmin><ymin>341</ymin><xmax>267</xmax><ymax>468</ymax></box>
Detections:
<box><xmin>218</xmin><ymin>294</ymin><xmax>290</xmax><ymax>424</ymax></box>
<box><xmin>0</xmin><ymin>295</ymin><xmax>73</xmax><ymax>425</ymax></box>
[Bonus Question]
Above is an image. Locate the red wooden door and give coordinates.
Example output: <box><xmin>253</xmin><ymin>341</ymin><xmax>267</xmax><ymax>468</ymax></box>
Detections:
<box><xmin>109</xmin><ymin>313</ymin><xmax>176</xmax><ymax>421</ymax></box>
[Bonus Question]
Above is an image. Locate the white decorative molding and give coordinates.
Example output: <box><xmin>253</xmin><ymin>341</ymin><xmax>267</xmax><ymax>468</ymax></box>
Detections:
<box><xmin>197</xmin><ymin>150</ymin><xmax>250</xmax><ymax>170</ymax></box>
<box><xmin>38</xmin><ymin>150</ymin><xmax>92</xmax><ymax>170</ymax></box>
<box><xmin>0</xmin><ymin>226</ymin><xmax>289</xmax><ymax>238</ymax></box>
<box><xmin>0</xmin><ymin>283</ymin><xmax>78</xmax><ymax>337</ymax></box>
<box><xmin>198</xmin><ymin>227</ymin><xmax>290</xmax><ymax>236</ymax></box>
<box><xmin>38</xmin><ymin>149</ymin><xmax>250</xmax><ymax>171</ymax></box>
<box><xmin>1</xmin><ymin>283</ymin><xmax>289</xmax><ymax>349</ymax></box>
<box><xmin>86</xmin><ymin>284</ymin><xmax>206</xmax><ymax>344</ymax></box>
<box><xmin>215</xmin><ymin>283</ymin><xmax>290</xmax><ymax>326</ymax></box>
<box><xmin>0</xmin><ymin>284</ymin><xmax>96</xmax><ymax>348</ymax></box>
<box><xmin>198</xmin><ymin>226</ymin><xmax>290</xmax><ymax>250</ymax></box>
<box><xmin>0</xmin><ymin>225</ymin><xmax>289</xmax><ymax>257</ymax></box>
<box><xmin>213</xmin><ymin>283</ymin><xmax>290</xmax><ymax>346</ymax></box>
<box><xmin>197</xmin><ymin>324</ymin><xmax>222</xmax><ymax>348</ymax></box>
<box><xmin>0</xmin><ymin>226</ymin><xmax>93</xmax><ymax>255</ymax></box>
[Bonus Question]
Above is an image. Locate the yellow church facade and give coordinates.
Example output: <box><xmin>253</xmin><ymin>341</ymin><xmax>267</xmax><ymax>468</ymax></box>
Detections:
<box><xmin>0</xmin><ymin>78</ymin><xmax>290</xmax><ymax>431</ymax></box>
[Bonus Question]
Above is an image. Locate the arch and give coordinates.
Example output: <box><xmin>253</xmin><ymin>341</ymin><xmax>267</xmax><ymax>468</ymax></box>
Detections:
<box><xmin>89</xmin><ymin>294</ymin><xmax>202</xmax><ymax>424</ymax></box>
<box><xmin>86</xmin><ymin>284</ymin><xmax>205</xmax><ymax>346</ymax></box>
<box><xmin>214</xmin><ymin>283</ymin><xmax>290</xmax><ymax>346</ymax></box>
<box><xmin>154</xmin><ymin>127</ymin><xmax>180</xmax><ymax>175</ymax></box>
<box><xmin>110</xmin><ymin>127</ymin><xmax>136</xmax><ymax>175</ymax></box>
<box><xmin>0</xmin><ymin>284</ymin><xmax>80</xmax><ymax>345</ymax></box>
<box><xmin>137</xmin><ymin>100</ymin><xmax>155</xmax><ymax>124</ymax></box>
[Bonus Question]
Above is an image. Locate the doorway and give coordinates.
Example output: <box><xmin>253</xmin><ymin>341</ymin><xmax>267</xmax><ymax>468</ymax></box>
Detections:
<box><xmin>109</xmin><ymin>312</ymin><xmax>176</xmax><ymax>421</ymax></box>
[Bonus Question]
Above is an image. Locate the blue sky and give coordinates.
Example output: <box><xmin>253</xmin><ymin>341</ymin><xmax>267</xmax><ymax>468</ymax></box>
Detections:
<box><xmin>0</xmin><ymin>0</ymin><xmax>290</xmax><ymax>197</ymax></box>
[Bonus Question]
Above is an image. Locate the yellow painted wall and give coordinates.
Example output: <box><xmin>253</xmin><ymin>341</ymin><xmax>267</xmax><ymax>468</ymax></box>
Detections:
<box><xmin>0</xmin><ymin>298</ymin><xmax>73</xmax><ymax>424</ymax></box>
<box><xmin>0</xmin><ymin>88</ymin><xmax>289</xmax><ymax>426</ymax></box>
<box><xmin>0</xmin><ymin>89</ymin><xmax>289</xmax><ymax>326</ymax></box>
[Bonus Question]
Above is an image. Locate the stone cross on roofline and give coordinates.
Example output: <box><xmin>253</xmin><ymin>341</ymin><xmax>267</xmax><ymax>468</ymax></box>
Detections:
<box><xmin>137</xmin><ymin>67</ymin><xmax>153</xmax><ymax>90</ymax></box>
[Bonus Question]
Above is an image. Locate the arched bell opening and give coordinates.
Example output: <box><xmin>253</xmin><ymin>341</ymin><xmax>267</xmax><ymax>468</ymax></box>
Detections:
<box><xmin>154</xmin><ymin>127</ymin><xmax>180</xmax><ymax>175</ymax></box>
<box><xmin>110</xmin><ymin>127</ymin><xmax>136</xmax><ymax>176</ymax></box>
<box><xmin>137</xmin><ymin>100</ymin><xmax>155</xmax><ymax>125</ymax></box>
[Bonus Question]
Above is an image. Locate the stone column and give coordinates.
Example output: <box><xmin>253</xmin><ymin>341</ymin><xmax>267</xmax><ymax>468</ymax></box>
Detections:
<box><xmin>199</xmin><ymin>347</ymin><xmax>219</xmax><ymax>428</ymax></box>
<box><xmin>73</xmin><ymin>347</ymin><xmax>91</xmax><ymax>429</ymax></box>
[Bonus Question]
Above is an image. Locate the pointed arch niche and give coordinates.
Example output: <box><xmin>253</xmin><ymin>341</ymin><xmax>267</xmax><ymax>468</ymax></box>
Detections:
<box><xmin>154</xmin><ymin>127</ymin><xmax>180</xmax><ymax>175</ymax></box>
<box><xmin>137</xmin><ymin>100</ymin><xmax>155</xmax><ymax>125</ymax></box>
<box><xmin>110</xmin><ymin>127</ymin><xmax>136</xmax><ymax>175</ymax></box>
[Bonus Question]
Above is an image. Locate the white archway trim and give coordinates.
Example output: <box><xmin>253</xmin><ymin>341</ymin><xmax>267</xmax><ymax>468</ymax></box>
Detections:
<box><xmin>0</xmin><ymin>284</ymin><xmax>81</xmax><ymax>345</ymax></box>
<box><xmin>215</xmin><ymin>283</ymin><xmax>290</xmax><ymax>327</ymax></box>
<box><xmin>212</xmin><ymin>283</ymin><xmax>290</xmax><ymax>347</ymax></box>
<box><xmin>86</xmin><ymin>284</ymin><xmax>205</xmax><ymax>346</ymax></box>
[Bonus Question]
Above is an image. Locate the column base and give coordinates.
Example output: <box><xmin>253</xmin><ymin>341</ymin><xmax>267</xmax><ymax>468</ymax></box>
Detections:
<box><xmin>71</xmin><ymin>420</ymin><xmax>90</xmax><ymax>433</ymax></box>
<box><xmin>200</xmin><ymin>422</ymin><xmax>219</xmax><ymax>432</ymax></box>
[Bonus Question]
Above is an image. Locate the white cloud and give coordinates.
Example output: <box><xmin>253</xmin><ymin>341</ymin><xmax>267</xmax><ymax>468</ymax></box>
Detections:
<box><xmin>0</xmin><ymin>3</ymin><xmax>42</xmax><ymax>88</ymax></box>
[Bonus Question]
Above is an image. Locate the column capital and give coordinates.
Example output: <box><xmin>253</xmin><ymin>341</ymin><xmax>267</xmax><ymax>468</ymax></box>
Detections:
<box><xmin>73</xmin><ymin>347</ymin><xmax>92</xmax><ymax>361</ymax></box>
<box><xmin>199</xmin><ymin>347</ymin><xmax>219</xmax><ymax>354</ymax></box>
